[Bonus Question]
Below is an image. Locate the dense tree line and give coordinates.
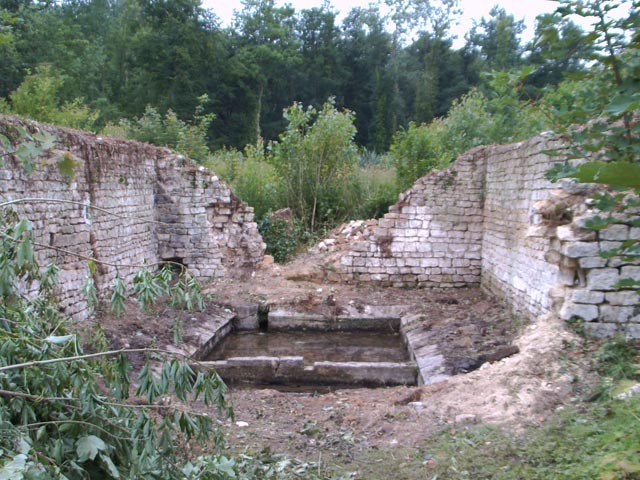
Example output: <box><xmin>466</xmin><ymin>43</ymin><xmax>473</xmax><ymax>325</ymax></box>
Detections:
<box><xmin>0</xmin><ymin>0</ymin><xmax>581</xmax><ymax>151</ymax></box>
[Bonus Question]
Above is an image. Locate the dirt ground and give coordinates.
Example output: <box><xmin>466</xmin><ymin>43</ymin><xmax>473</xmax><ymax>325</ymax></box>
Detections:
<box><xmin>91</xmin><ymin>253</ymin><xmax>596</xmax><ymax>471</ymax></box>
<box><xmin>209</xmin><ymin>261</ymin><xmax>593</xmax><ymax>465</ymax></box>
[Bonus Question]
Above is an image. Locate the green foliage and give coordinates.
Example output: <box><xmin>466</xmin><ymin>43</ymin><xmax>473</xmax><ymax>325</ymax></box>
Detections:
<box><xmin>468</xmin><ymin>6</ymin><xmax>525</xmax><ymax>71</ymax></box>
<box><xmin>7</xmin><ymin>65</ymin><xmax>98</xmax><ymax>130</ymax></box>
<box><xmin>390</xmin><ymin>121</ymin><xmax>447</xmax><ymax>190</ymax></box>
<box><xmin>170</xmin><ymin>270</ymin><xmax>205</xmax><ymax>312</ymax></box>
<box><xmin>259</xmin><ymin>217</ymin><xmax>305</xmax><ymax>264</ymax></box>
<box><xmin>107</xmin><ymin>96</ymin><xmax>214</xmax><ymax>163</ymax></box>
<box><xmin>390</xmin><ymin>80</ymin><xmax>549</xmax><ymax>189</ymax></box>
<box><xmin>595</xmin><ymin>336</ymin><xmax>640</xmax><ymax>382</ymax></box>
<box><xmin>0</xmin><ymin>209</ymin><xmax>232</xmax><ymax>478</ymax></box>
<box><xmin>271</xmin><ymin>99</ymin><xmax>358</xmax><ymax>231</ymax></box>
<box><xmin>547</xmin><ymin>161</ymin><xmax>640</xmax><ymax>189</ymax></box>
<box><xmin>205</xmin><ymin>140</ymin><xmax>284</xmax><ymax>221</ymax></box>
<box><xmin>352</xmin><ymin>164</ymin><xmax>399</xmax><ymax>219</ymax></box>
<box><xmin>0</xmin><ymin>121</ymin><xmax>57</xmax><ymax>174</ymax></box>
<box><xmin>544</xmin><ymin>0</ymin><xmax>639</xmax><ymax>296</ymax></box>
<box><xmin>543</xmin><ymin>1</ymin><xmax>639</xmax><ymax>165</ymax></box>
<box><xmin>424</xmin><ymin>396</ymin><xmax>640</xmax><ymax>479</ymax></box>
<box><xmin>181</xmin><ymin>449</ymin><xmax>329</xmax><ymax>479</ymax></box>
<box><xmin>109</xmin><ymin>275</ymin><xmax>126</xmax><ymax>317</ymax></box>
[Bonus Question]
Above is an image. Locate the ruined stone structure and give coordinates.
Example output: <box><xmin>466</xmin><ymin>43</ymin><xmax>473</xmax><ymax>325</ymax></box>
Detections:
<box><xmin>1</xmin><ymin>116</ymin><xmax>637</xmax><ymax>337</ymax></box>
<box><xmin>337</xmin><ymin>134</ymin><xmax>639</xmax><ymax>338</ymax></box>
<box><xmin>0</xmin><ymin>116</ymin><xmax>264</xmax><ymax>320</ymax></box>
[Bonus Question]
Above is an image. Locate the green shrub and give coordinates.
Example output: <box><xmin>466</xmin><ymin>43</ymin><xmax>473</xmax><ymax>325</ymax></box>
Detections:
<box><xmin>107</xmin><ymin>95</ymin><xmax>213</xmax><ymax>163</ymax></box>
<box><xmin>204</xmin><ymin>147</ymin><xmax>244</xmax><ymax>183</ymax></box>
<box><xmin>8</xmin><ymin>64</ymin><xmax>98</xmax><ymax>130</ymax></box>
<box><xmin>352</xmin><ymin>165</ymin><xmax>399</xmax><ymax>219</ymax></box>
<box><xmin>390</xmin><ymin>120</ymin><xmax>448</xmax><ymax>190</ymax></box>
<box><xmin>390</xmin><ymin>73</ymin><xmax>550</xmax><ymax>190</ymax></box>
<box><xmin>206</xmin><ymin>141</ymin><xmax>285</xmax><ymax>221</ymax></box>
<box><xmin>595</xmin><ymin>336</ymin><xmax>639</xmax><ymax>382</ymax></box>
<box><xmin>259</xmin><ymin>217</ymin><xmax>304</xmax><ymax>263</ymax></box>
<box><xmin>270</xmin><ymin>99</ymin><xmax>358</xmax><ymax>232</ymax></box>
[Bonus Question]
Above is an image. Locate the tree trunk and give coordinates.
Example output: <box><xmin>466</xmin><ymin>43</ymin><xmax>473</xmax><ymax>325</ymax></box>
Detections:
<box><xmin>255</xmin><ymin>84</ymin><xmax>263</xmax><ymax>142</ymax></box>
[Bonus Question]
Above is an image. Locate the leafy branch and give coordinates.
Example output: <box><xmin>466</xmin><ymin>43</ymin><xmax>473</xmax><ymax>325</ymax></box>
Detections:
<box><xmin>0</xmin><ymin>206</ymin><xmax>227</xmax><ymax>478</ymax></box>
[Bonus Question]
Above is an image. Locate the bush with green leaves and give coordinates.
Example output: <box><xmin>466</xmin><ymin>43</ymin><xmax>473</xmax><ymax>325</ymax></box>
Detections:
<box><xmin>5</xmin><ymin>65</ymin><xmax>98</xmax><ymax>131</ymax></box>
<box><xmin>351</xmin><ymin>165</ymin><xmax>399</xmax><ymax>219</ymax></box>
<box><xmin>390</xmin><ymin>79</ymin><xmax>549</xmax><ymax>190</ymax></box>
<box><xmin>258</xmin><ymin>216</ymin><xmax>305</xmax><ymax>264</ymax></box>
<box><xmin>205</xmin><ymin>141</ymin><xmax>285</xmax><ymax>221</ymax></box>
<box><xmin>0</xmin><ymin>209</ymin><xmax>232</xmax><ymax>478</ymax></box>
<box><xmin>270</xmin><ymin>99</ymin><xmax>359</xmax><ymax>232</ymax></box>
<box><xmin>104</xmin><ymin>95</ymin><xmax>214</xmax><ymax>163</ymax></box>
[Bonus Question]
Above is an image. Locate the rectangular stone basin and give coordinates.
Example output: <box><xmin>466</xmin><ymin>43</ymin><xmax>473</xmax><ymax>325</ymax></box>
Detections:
<box><xmin>198</xmin><ymin>329</ymin><xmax>417</xmax><ymax>387</ymax></box>
<box><xmin>196</xmin><ymin>357</ymin><xmax>417</xmax><ymax>387</ymax></box>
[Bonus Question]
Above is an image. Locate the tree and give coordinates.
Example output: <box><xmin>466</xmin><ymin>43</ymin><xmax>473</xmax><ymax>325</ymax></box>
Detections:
<box><xmin>339</xmin><ymin>6</ymin><xmax>393</xmax><ymax>150</ymax></box>
<box><xmin>525</xmin><ymin>13</ymin><xmax>591</xmax><ymax>95</ymax></box>
<box><xmin>468</xmin><ymin>6</ymin><xmax>525</xmax><ymax>71</ymax></box>
<box><xmin>7</xmin><ymin>64</ymin><xmax>98</xmax><ymax>130</ymax></box>
<box><xmin>271</xmin><ymin>99</ymin><xmax>358</xmax><ymax>232</ymax></box>
<box><xmin>296</xmin><ymin>5</ymin><xmax>344</xmax><ymax>108</ymax></box>
<box><xmin>232</xmin><ymin>0</ymin><xmax>300</xmax><ymax>142</ymax></box>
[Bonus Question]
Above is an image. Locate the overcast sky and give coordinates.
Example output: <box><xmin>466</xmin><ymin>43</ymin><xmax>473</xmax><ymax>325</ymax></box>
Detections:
<box><xmin>203</xmin><ymin>0</ymin><xmax>560</xmax><ymax>48</ymax></box>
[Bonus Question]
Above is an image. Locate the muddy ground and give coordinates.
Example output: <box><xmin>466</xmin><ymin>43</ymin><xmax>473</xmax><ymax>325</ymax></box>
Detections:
<box><xmin>90</xmin><ymin>256</ymin><xmax>596</xmax><ymax>475</ymax></box>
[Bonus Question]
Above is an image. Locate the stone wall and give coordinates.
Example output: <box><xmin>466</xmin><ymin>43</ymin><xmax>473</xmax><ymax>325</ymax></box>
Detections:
<box><xmin>480</xmin><ymin>136</ymin><xmax>566</xmax><ymax>319</ymax></box>
<box><xmin>340</xmin><ymin>147</ymin><xmax>487</xmax><ymax>287</ymax></box>
<box><xmin>0</xmin><ymin>116</ymin><xmax>264</xmax><ymax>320</ymax></box>
<box><xmin>335</xmin><ymin>134</ymin><xmax>639</xmax><ymax>337</ymax></box>
<box><xmin>556</xmin><ymin>217</ymin><xmax>640</xmax><ymax>338</ymax></box>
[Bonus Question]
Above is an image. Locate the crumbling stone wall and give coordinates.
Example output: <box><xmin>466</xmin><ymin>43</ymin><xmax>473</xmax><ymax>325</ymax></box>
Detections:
<box><xmin>340</xmin><ymin>147</ymin><xmax>487</xmax><ymax>287</ymax></box>
<box><xmin>554</xmin><ymin>212</ymin><xmax>640</xmax><ymax>338</ymax></box>
<box><xmin>336</xmin><ymin>134</ymin><xmax>639</xmax><ymax>337</ymax></box>
<box><xmin>0</xmin><ymin>116</ymin><xmax>264</xmax><ymax>320</ymax></box>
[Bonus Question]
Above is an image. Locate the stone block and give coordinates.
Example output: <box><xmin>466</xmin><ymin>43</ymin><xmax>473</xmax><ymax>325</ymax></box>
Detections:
<box><xmin>605</xmin><ymin>291</ymin><xmax>639</xmax><ymax>306</ymax></box>
<box><xmin>556</xmin><ymin>224</ymin><xmax>596</xmax><ymax>242</ymax></box>
<box><xmin>559</xmin><ymin>302</ymin><xmax>598</xmax><ymax>321</ymax></box>
<box><xmin>600</xmin><ymin>305</ymin><xmax>634</xmax><ymax>323</ymax></box>
<box><xmin>583</xmin><ymin>322</ymin><xmax>618</xmax><ymax>338</ymax></box>
<box><xmin>600</xmin><ymin>241</ymin><xmax>622</xmax><ymax>253</ymax></box>
<box><xmin>621</xmin><ymin>266</ymin><xmax>640</xmax><ymax>282</ymax></box>
<box><xmin>599</xmin><ymin>224</ymin><xmax>629</xmax><ymax>241</ymax></box>
<box><xmin>586</xmin><ymin>268</ymin><xmax>620</xmax><ymax>290</ymax></box>
<box><xmin>579</xmin><ymin>256</ymin><xmax>607</xmax><ymax>269</ymax></box>
<box><xmin>570</xmin><ymin>289</ymin><xmax>605</xmax><ymax>304</ymax></box>
<box><xmin>562</xmin><ymin>241</ymin><xmax>600</xmax><ymax>258</ymax></box>
<box><xmin>622</xmin><ymin>324</ymin><xmax>640</xmax><ymax>339</ymax></box>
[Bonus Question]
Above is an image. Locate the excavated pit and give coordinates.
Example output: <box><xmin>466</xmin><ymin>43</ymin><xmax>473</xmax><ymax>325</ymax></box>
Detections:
<box><xmin>208</xmin><ymin>331</ymin><xmax>410</xmax><ymax>365</ymax></box>
<box><xmin>194</xmin><ymin>307</ymin><xmax>420</xmax><ymax>388</ymax></box>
